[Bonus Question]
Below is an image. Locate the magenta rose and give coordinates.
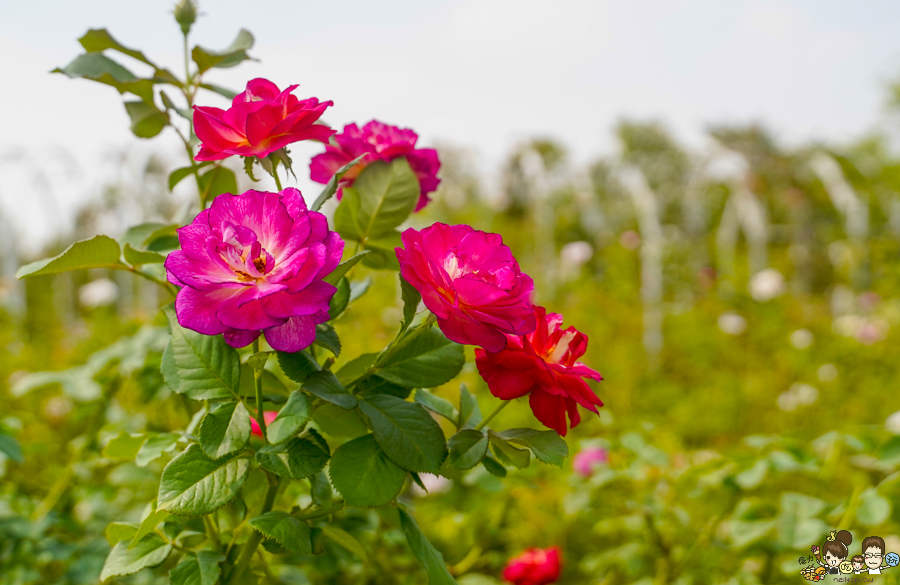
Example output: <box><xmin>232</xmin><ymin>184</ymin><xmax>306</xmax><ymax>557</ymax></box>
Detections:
<box><xmin>572</xmin><ymin>446</ymin><xmax>608</xmax><ymax>478</ymax></box>
<box><xmin>310</xmin><ymin>120</ymin><xmax>440</xmax><ymax>211</ymax></box>
<box><xmin>395</xmin><ymin>223</ymin><xmax>536</xmax><ymax>352</ymax></box>
<box><xmin>194</xmin><ymin>78</ymin><xmax>334</xmax><ymax>161</ymax></box>
<box><xmin>503</xmin><ymin>547</ymin><xmax>562</xmax><ymax>585</ymax></box>
<box><xmin>165</xmin><ymin>187</ymin><xmax>344</xmax><ymax>352</ymax></box>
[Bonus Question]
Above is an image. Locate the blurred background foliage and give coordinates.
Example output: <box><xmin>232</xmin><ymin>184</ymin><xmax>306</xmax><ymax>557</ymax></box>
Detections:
<box><xmin>4</xmin><ymin>108</ymin><xmax>900</xmax><ymax>584</ymax></box>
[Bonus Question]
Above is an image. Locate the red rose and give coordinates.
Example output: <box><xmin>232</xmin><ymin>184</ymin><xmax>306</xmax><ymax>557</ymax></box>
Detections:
<box><xmin>503</xmin><ymin>547</ymin><xmax>561</xmax><ymax>585</ymax></box>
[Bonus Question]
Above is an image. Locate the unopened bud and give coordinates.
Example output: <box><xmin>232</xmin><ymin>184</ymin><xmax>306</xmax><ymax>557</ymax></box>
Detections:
<box><xmin>174</xmin><ymin>0</ymin><xmax>198</xmax><ymax>36</ymax></box>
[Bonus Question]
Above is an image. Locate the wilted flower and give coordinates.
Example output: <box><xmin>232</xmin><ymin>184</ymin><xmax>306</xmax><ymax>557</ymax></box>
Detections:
<box><xmin>572</xmin><ymin>446</ymin><xmax>608</xmax><ymax>477</ymax></box>
<box><xmin>250</xmin><ymin>411</ymin><xmax>279</xmax><ymax>437</ymax></box>
<box><xmin>310</xmin><ymin>120</ymin><xmax>440</xmax><ymax>211</ymax></box>
<box><xmin>475</xmin><ymin>306</ymin><xmax>603</xmax><ymax>436</ymax></box>
<box><xmin>165</xmin><ymin>187</ymin><xmax>343</xmax><ymax>352</ymax></box>
<box><xmin>194</xmin><ymin>78</ymin><xmax>334</xmax><ymax>161</ymax></box>
<box><xmin>396</xmin><ymin>223</ymin><xmax>535</xmax><ymax>352</ymax></box>
<box><xmin>503</xmin><ymin>547</ymin><xmax>561</xmax><ymax>585</ymax></box>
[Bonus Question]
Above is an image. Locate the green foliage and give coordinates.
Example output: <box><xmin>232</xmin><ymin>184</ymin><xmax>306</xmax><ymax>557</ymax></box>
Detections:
<box><xmin>328</xmin><ymin>434</ymin><xmax>408</xmax><ymax>508</ymax></box>
<box><xmin>265</xmin><ymin>390</ymin><xmax>312</xmax><ymax>444</ymax></box>
<box><xmin>198</xmin><ymin>401</ymin><xmax>251</xmax><ymax>459</ymax></box>
<box><xmin>191</xmin><ymin>29</ymin><xmax>254</xmax><ymax>73</ymax></box>
<box><xmin>16</xmin><ymin>235</ymin><xmax>124</xmax><ymax>278</ymax></box>
<box><xmin>377</xmin><ymin>329</ymin><xmax>465</xmax><ymax>389</ymax></box>
<box><xmin>169</xmin><ymin>551</ymin><xmax>225</xmax><ymax>585</ymax></box>
<box><xmin>157</xmin><ymin>444</ymin><xmax>250</xmax><ymax>516</ymax></box>
<box><xmin>359</xmin><ymin>394</ymin><xmax>448</xmax><ymax>474</ymax></box>
<box><xmin>447</xmin><ymin>429</ymin><xmax>489</xmax><ymax>470</ymax></box>
<box><xmin>302</xmin><ymin>370</ymin><xmax>357</xmax><ymax>409</ymax></box>
<box><xmin>311</xmin><ymin>154</ymin><xmax>368</xmax><ymax>211</ymax></box>
<box><xmin>256</xmin><ymin>435</ymin><xmax>330</xmax><ymax>480</ymax></box>
<box><xmin>124</xmin><ymin>100</ymin><xmax>169</xmax><ymax>138</ymax></box>
<box><xmin>250</xmin><ymin>511</ymin><xmax>313</xmax><ymax>554</ymax></box>
<box><xmin>99</xmin><ymin>535</ymin><xmax>171</xmax><ymax>581</ymax></box>
<box><xmin>497</xmin><ymin>428</ymin><xmax>568</xmax><ymax>467</ymax></box>
<box><xmin>398</xmin><ymin>506</ymin><xmax>458</xmax><ymax>585</ymax></box>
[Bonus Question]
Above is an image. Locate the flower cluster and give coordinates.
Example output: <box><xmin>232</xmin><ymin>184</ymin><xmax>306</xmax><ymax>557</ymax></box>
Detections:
<box><xmin>396</xmin><ymin>223</ymin><xmax>603</xmax><ymax>436</ymax></box>
<box><xmin>311</xmin><ymin>120</ymin><xmax>441</xmax><ymax>211</ymax></box>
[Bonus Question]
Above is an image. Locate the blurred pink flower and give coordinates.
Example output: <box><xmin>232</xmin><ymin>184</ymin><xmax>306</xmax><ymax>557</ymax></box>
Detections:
<box><xmin>396</xmin><ymin>223</ymin><xmax>535</xmax><ymax>352</ymax></box>
<box><xmin>572</xmin><ymin>446</ymin><xmax>608</xmax><ymax>477</ymax></box>
<box><xmin>250</xmin><ymin>411</ymin><xmax>279</xmax><ymax>437</ymax></box>
<box><xmin>194</xmin><ymin>78</ymin><xmax>334</xmax><ymax>161</ymax></box>
<box><xmin>503</xmin><ymin>547</ymin><xmax>561</xmax><ymax>585</ymax></box>
<box><xmin>165</xmin><ymin>187</ymin><xmax>344</xmax><ymax>352</ymax></box>
<box><xmin>310</xmin><ymin>120</ymin><xmax>441</xmax><ymax>211</ymax></box>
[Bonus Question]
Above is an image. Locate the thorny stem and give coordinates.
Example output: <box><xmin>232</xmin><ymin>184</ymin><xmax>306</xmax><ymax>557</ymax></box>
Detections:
<box><xmin>475</xmin><ymin>400</ymin><xmax>511</xmax><ymax>431</ymax></box>
<box><xmin>251</xmin><ymin>339</ymin><xmax>268</xmax><ymax>439</ymax></box>
<box><xmin>224</xmin><ymin>477</ymin><xmax>281</xmax><ymax>585</ymax></box>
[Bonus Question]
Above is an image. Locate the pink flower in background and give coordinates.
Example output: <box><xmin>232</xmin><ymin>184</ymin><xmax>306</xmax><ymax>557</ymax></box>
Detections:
<box><xmin>310</xmin><ymin>120</ymin><xmax>441</xmax><ymax>211</ymax></box>
<box><xmin>396</xmin><ymin>223</ymin><xmax>536</xmax><ymax>352</ymax></box>
<box><xmin>194</xmin><ymin>78</ymin><xmax>334</xmax><ymax>161</ymax></box>
<box><xmin>503</xmin><ymin>547</ymin><xmax>562</xmax><ymax>585</ymax></box>
<box><xmin>165</xmin><ymin>187</ymin><xmax>343</xmax><ymax>352</ymax></box>
<box><xmin>475</xmin><ymin>306</ymin><xmax>603</xmax><ymax>436</ymax></box>
<box><xmin>250</xmin><ymin>411</ymin><xmax>279</xmax><ymax>437</ymax></box>
<box><xmin>572</xmin><ymin>446</ymin><xmax>608</xmax><ymax>477</ymax></box>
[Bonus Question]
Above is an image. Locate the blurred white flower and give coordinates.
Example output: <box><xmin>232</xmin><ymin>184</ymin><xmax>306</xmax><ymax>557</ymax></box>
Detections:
<box><xmin>886</xmin><ymin>411</ymin><xmax>900</xmax><ymax>435</ymax></box>
<box><xmin>558</xmin><ymin>241</ymin><xmax>593</xmax><ymax>281</ymax></box>
<box><xmin>789</xmin><ymin>329</ymin><xmax>813</xmax><ymax>349</ymax></box>
<box><xmin>817</xmin><ymin>363</ymin><xmax>838</xmax><ymax>382</ymax></box>
<box><xmin>78</xmin><ymin>278</ymin><xmax>118</xmax><ymax>308</ymax></box>
<box><xmin>749</xmin><ymin>268</ymin><xmax>785</xmax><ymax>302</ymax></box>
<box><xmin>777</xmin><ymin>383</ymin><xmax>818</xmax><ymax>412</ymax></box>
<box><xmin>410</xmin><ymin>473</ymin><xmax>452</xmax><ymax>497</ymax></box>
<box><xmin>718</xmin><ymin>312</ymin><xmax>747</xmax><ymax>335</ymax></box>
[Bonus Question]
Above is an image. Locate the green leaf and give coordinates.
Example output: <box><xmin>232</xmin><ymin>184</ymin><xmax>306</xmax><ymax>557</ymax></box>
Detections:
<box><xmin>100</xmin><ymin>535</ymin><xmax>171</xmax><ymax>581</ymax></box>
<box><xmin>199</xmin><ymin>166</ymin><xmax>237</xmax><ymax>204</ymax></box>
<box><xmin>158</xmin><ymin>444</ymin><xmax>250</xmax><ymax>516</ymax></box>
<box><xmin>336</xmin><ymin>352</ymin><xmax>378</xmax><ymax>386</ymax></box>
<box><xmin>323</xmin><ymin>251</ymin><xmax>370</xmax><ymax>286</ymax></box>
<box><xmin>250</xmin><ymin>511</ymin><xmax>312</xmax><ymax>554</ymax></box>
<box><xmin>362</xmin><ymin>230</ymin><xmax>402</xmax><ymax>270</ymax></box>
<box><xmin>397</xmin><ymin>506</ymin><xmax>458</xmax><ymax>585</ymax></box>
<box><xmin>53</xmin><ymin>53</ymin><xmax>155</xmax><ymax>102</ymax></box>
<box><xmin>257</xmin><ymin>435</ymin><xmax>330</xmax><ymax>479</ymax></box>
<box><xmin>447</xmin><ymin>430</ymin><xmax>488</xmax><ymax>470</ymax></box>
<box><xmin>200</xmin><ymin>83</ymin><xmax>238</xmax><ymax>100</ymax></box>
<box><xmin>79</xmin><ymin>28</ymin><xmax>156</xmax><ymax>66</ymax></box>
<box><xmin>160</xmin><ymin>90</ymin><xmax>191</xmax><ymax>121</ymax></box>
<box><xmin>312</xmin><ymin>403</ymin><xmax>369</xmax><ymax>438</ymax></box>
<box><xmin>857</xmin><ymin>487</ymin><xmax>891</xmax><ymax>526</ymax></box>
<box><xmin>497</xmin><ymin>428</ymin><xmax>568</xmax><ymax>467</ymax></box>
<box><xmin>315</xmin><ymin>323</ymin><xmax>341</xmax><ymax>356</ymax></box>
<box><xmin>246</xmin><ymin>351</ymin><xmax>270</xmax><ymax>372</ymax></box>
<box><xmin>310</xmin><ymin>471</ymin><xmax>333</xmax><ymax>506</ymax></box>
<box><xmin>129</xmin><ymin>507</ymin><xmax>170</xmax><ymax>549</ymax></box>
<box><xmin>328</xmin><ymin>434</ymin><xmax>407</xmax><ymax>508</ymax></box>
<box><xmin>358</xmin><ymin>395</ymin><xmax>447</xmax><ymax>474</ymax></box>
<box><xmin>735</xmin><ymin>459</ymin><xmax>769</xmax><ymax>490</ymax></box>
<box><xmin>168</xmin><ymin>162</ymin><xmax>211</xmax><ymax>190</ymax></box>
<box><xmin>134</xmin><ymin>432</ymin><xmax>179</xmax><ymax>467</ymax></box>
<box><xmin>311</xmin><ymin>154</ymin><xmax>368</xmax><ymax>211</ymax></box>
<box><xmin>489</xmin><ymin>433</ymin><xmax>530</xmax><ymax>469</ymax></box>
<box><xmin>169</xmin><ymin>551</ymin><xmax>225</xmax><ymax>585</ymax></box>
<box><xmin>266</xmin><ymin>390</ymin><xmax>312</xmax><ymax>444</ymax></box>
<box><xmin>123</xmin><ymin>243</ymin><xmax>165</xmax><ymax>265</ymax></box>
<box><xmin>276</xmin><ymin>350</ymin><xmax>320</xmax><ymax>384</ymax></box>
<box><xmin>199</xmin><ymin>401</ymin><xmax>251</xmax><ymax>459</ymax></box>
<box><xmin>399</xmin><ymin>275</ymin><xmax>421</xmax><ymax>335</ymax></box>
<box><xmin>334</xmin><ymin>158</ymin><xmax>419</xmax><ymax>243</ymax></box>
<box><xmin>329</xmin><ymin>277</ymin><xmax>351</xmax><ymax>318</ymax></box>
<box><xmin>162</xmin><ymin>305</ymin><xmax>242</xmax><ymax>400</ymax></box>
<box><xmin>322</xmin><ymin>525</ymin><xmax>368</xmax><ymax>562</ymax></box>
<box><xmin>415</xmin><ymin>389</ymin><xmax>459</xmax><ymax>423</ymax></box>
<box><xmin>103</xmin><ymin>432</ymin><xmax>147</xmax><ymax>460</ymax></box>
<box><xmin>17</xmin><ymin>235</ymin><xmax>123</xmax><ymax>278</ymax></box>
<box><xmin>124</xmin><ymin>100</ymin><xmax>169</xmax><ymax>138</ymax></box>
<box><xmin>357</xmin><ymin>376</ymin><xmax>412</xmax><ymax>399</ymax></box>
<box><xmin>192</xmin><ymin>29</ymin><xmax>254</xmax><ymax>74</ymax></box>
<box><xmin>458</xmin><ymin>384</ymin><xmax>483</xmax><ymax>430</ymax></box>
<box><xmin>303</xmin><ymin>370</ymin><xmax>357</xmax><ymax>409</ymax></box>
<box><xmin>378</xmin><ymin>329</ymin><xmax>465</xmax><ymax>389</ymax></box>
<box><xmin>105</xmin><ymin>522</ymin><xmax>138</xmax><ymax>546</ymax></box>
<box><xmin>481</xmin><ymin>456</ymin><xmax>507</xmax><ymax>477</ymax></box>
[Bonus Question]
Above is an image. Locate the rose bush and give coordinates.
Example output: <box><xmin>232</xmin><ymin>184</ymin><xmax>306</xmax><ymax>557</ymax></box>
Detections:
<box><xmin>13</xmin><ymin>5</ymin><xmax>603</xmax><ymax>584</ymax></box>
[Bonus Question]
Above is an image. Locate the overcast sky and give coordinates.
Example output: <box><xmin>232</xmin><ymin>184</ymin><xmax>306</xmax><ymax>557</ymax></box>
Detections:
<box><xmin>3</xmin><ymin>0</ymin><xmax>900</xmax><ymax>251</ymax></box>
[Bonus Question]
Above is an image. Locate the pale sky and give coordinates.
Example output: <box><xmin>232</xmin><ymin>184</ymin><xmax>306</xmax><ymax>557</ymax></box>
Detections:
<box><xmin>3</xmin><ymin>0</ymin><xmax>900</xmax><ymax>252</ymax></box>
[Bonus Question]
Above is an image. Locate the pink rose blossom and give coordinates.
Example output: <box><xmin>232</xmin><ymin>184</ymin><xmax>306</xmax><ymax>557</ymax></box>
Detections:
<box><xmin>165</xmin><ymin>187</ymin><xmax>344</xmax><ymax>352</ymax></box>
<box><xmin>310</xmin><ymin>120</ymin><xmax>440</xmax><ymax>211</ymax></box>
<box><xmin>250</xmin><ymin>411</ymin><xmax>279</xmax><ymax>438</ymax></box>
<box><xmin>395</xmin><ymin>223</ymin><xmax>536</xmax><ymax>352</ymax></box>
<box><xmin>503</xmin><ymin>547</ymin><xmax>561</xmax><ymax>585</ymax></box>
<box><xmin>194</xmin><ymin>78</ymin><xmax>334</xmax><ymax>161</ymax></box>
<box><xmin>572</xmin><ymin>447</ymin><xmax>608</xmax><ymax>477</ymax></box>
<box><xmin>475</xmin><ymin>306</ymin><xmax>603</xmax><ymax>436</ymax></box>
